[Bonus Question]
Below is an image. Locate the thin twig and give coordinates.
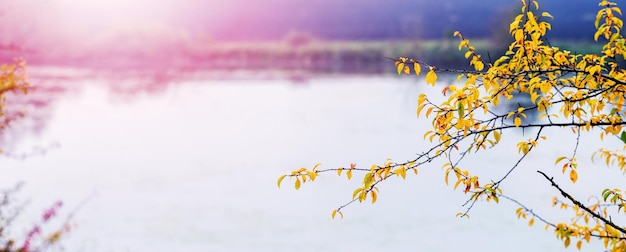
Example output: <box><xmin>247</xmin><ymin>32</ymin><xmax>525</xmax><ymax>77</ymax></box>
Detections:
<box><xmin>538</xmin><ymin>170</ymin><xmax>626</xmax><ymax>235</ymax></box>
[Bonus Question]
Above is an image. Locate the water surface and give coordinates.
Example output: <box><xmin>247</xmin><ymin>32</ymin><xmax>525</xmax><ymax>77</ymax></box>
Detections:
<box><xmin>0</xmin><ymin>71</ymin><xmax>618</xmax><ymax>251</ymax></box>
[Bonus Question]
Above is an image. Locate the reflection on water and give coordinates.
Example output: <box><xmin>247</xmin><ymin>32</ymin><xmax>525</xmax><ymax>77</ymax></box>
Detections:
<box><xmin>0</xmin><ymin>69</ymin><xmax>618</xmax><ymax>251</ymax></box>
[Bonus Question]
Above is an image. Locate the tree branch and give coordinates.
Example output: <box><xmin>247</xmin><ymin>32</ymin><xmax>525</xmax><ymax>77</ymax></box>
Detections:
<box><xmin>537</xmin><ymin>170</ymin><xmax>626</xmax><ymax>236</ymax></box>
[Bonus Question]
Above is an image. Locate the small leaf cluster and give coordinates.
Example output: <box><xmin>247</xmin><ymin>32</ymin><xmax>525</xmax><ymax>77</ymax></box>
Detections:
<box><xmin>277</xmin><ymin>163</ymin><xmax>320</xmax><ymax>190</ymax></box>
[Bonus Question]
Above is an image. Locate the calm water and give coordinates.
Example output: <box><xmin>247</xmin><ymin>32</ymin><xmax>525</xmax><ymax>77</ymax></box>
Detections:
<box><xmin>0</xmin><ymin>70</ymin><xmax>619</xmax><ymax>251</ymax></box>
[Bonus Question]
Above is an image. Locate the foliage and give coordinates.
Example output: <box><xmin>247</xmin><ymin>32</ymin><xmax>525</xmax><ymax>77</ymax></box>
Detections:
<box><xmin>0</xmin><ymin>184</ymin><xmax>68</xmax><ymax>252</ymax></box>
<box><xmin>279</xmin><ymin>0</ymin><xmax>626</xmax><ymax>250</ymax></box>
<box><xmin>0</xmin><ymin>32</ymin><xmax>70</xmax><ymax>251</ymax></box>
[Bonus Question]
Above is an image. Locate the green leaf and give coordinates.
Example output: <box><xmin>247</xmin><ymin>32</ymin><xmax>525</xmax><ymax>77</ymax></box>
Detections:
<box><xmin>620</xmin><ymin>131</ymin><xmax>626</xmax><ymax>144</ymax></box>
<box><xmin>363</xmin><ymin>172</ymin><xmax>374</xmax><ymax>187</ymax></box>
<box><xmin>602</xmin><ymin>189</ymin><xmax>612</xmax><ymax>201</ymax></box>
<box><xmin>457</xmin><ymin>102</ymin><xmax>464</xmax><ymax>118</ymax></box>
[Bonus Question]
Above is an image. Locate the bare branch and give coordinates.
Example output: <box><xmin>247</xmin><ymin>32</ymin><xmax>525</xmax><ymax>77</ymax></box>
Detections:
<box><xmin>538</xmin><ymin>170</ymin><xmax>626</xmax><ymax>236</ymax></box>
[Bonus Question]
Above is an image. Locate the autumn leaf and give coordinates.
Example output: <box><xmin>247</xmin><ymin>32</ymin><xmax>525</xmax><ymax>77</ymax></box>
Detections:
<box><xmin>282</xmin><ymin>2</ymin><xmax>626</xmax><ymax>251</ymax></box>
<box><xmin>425</xmin><ymin>68</ymin><xmax>437</xmax><ymax>86</ymax></box>
<box><xmin>370</xmin><ymin>191</ymin><xmax>377</xmax><ymax>204</ymax></box>
<box><xmin>554</xmin><ymin>156</ymin><xmax>568</xmax><ymax>165</ymax></box>
<box><xmin>569</xmin><ymin>169</ymin><xmax>578</xmax><ymax>183</ymax></box>
<box><xmin>514</xmin><ymin>117</ymin><xmax>522</xmax><ymax>127</ymax></box>
<box><xmin>397</xmin><ymin>62</ymin><xmax>405</xmax><ymax>75</ymax></box>
<box><xmin>295</xmin><ymin>178</ymin><xmax>301</xmax><ymax>190</ymax></box>
<box><xmin>414</xmin><ymin>62</ymin><xmax>421</xmax><ymax>76</ymax></box>
<box><xmin>277</xmin><ymin>175</ymin><xmax>287</xmax><ymax>188</ymax></box>
<box><xmin>494</xmin><ymin>130</ymin><xmax>501</xmax><ymax>143</ymax></box>
<box><xmin>403</xmin><ymin>65</ymin><xmax>410</xmax><ymax>75</ymax></box>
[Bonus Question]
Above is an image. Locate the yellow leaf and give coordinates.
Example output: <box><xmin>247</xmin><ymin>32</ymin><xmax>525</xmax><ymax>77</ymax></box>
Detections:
<box><xmin>541</xmin><ymin>12</ymin><xmax>553</xmax><ymax>19</ymax></box>
<box><xmin>331</xmin><ymin>209</ymin><xmax>337</xmax><ymax>219</ymax></box>
<box><xmin>403</xmin><ymin>65</ymin><xmax>410</xmax><ymax>75</ymax></box>
<box><xmin>346</xmin><ymin>169</ymin><xmax>353</xmax><ymax>180</ymax></box>
<box><xmin>570</xmin><ymin>169</ymin><xmax>578</xmax><ymax>183</ymax></box>
<box><xmin>475</xmin><ymin>61</ymin><xmax>484</xmax><ymax>71</ymax></box>
<box><xmin>464</xmin><ymin>51</ymin><xmax>472</xmax><ymax>59</ymax></box>
<box><xmin>564</xmin><ymin>237</ymin><xmax>571</xmax><ymax>248</ymax></box>
<box><xmin>394</xmin><ymin>168</ymin><xmax>406</xmax><ymax>179</ymax></box>
<box><xmin>397</xmin><ymin>63</ymin><xmax>405</xmax><ymax>75</ymax></box>
<box><xmin>555</xmin><ymin>156</ymin><xmax>567</xmax><ymax>165</ymax></box>
<box><xmin>576</xmin><ymin>240</ymin><xmax>582</xmax><ymax>250</ymax></box>
<box><xmin>506</xmin><ymin>111</ymin><xmax>515</xmax><ymax>119</ymax></box>
<box><xmin>425</xmin><ymin>69</ymin><xmax>437</xmax><ymax>86</ymax></box>
<box><xmin>312</xmin><ymin>163</ymin><xmax>321</xmax><ymax>170</ymax></box>
<box><xmin>418</xmin><ymin>93</ymin><xmax>427</xmax><ymax>105</ymax></box>
<box><xmin>414</xmin><ymin>62</ymin><xmax>421</xmax><ymax>76</ymax></box>
<box><xmin>277</xmin><ymin>175</ymin><xmax>287</xmax><ymax>188</ymax></box>
<box><xmin>514</xmin><ymin>117</ymin><xmax>522</xmax><ymax>127</ymax></box>
<box><xmin>337</xmin><ymin>168</ymin><xmax>343</xmax><ymax>176</ymax></box>
<box><xmin>417</xmin><ymin>104</ymin><xmax>426</xmax><ymax>118</ymax></box>
<box><xmin>352</xmin><ymin>188</ymin><xmax>362</xmax><ymax>199</ymax></box>
<box><xmin>494</xmin><ymin>131</ymin><xmax>501</xmax><ymax>143</ymax></box>
<box><xmin>425</xmin><ymin>107</ymin><xmax>434</xmax><ymax>118</ymax></box>
<box><xmin>358</xmin><ymin>191</ymin><xmax>366</xmax><ymax>202</ymax></box>
<box><xmin>307</xmin><ymin>171</ymin><xmax>318</xmax><ymax>181</ymax></box>
<box><xmin>453</xmin><ymin>178</ymin><xmax>463</xmax><ymax>191</ymax></box>
<box><xmin>363</xmin><ymin>172</ymin><xmax>374</xmax><ymax>187</ymax></box>
<box><xmin>528</xmin><ymin>218</ymin><xmax>535</xmax><ymax>227</ymax></box>
<box><xmin>371</xmin><ymin>191</ymin><xmax>377</xmax><ymax>204</ymax></box>
<box><xmin>295</xmin><ymin>178</ymin><xmax>301</xmax><ymax>190</ymax></box>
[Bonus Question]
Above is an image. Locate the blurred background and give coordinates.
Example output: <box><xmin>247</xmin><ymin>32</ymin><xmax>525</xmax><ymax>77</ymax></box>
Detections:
<box><xmin>0</xmin><ymin>0</ymin><xmax>601</xmax><ymax>73</ymax></box>
<box><xmin>0</xmin><ymin>0</ymin><xmax>619</xmax><ymax>251</ymax></box>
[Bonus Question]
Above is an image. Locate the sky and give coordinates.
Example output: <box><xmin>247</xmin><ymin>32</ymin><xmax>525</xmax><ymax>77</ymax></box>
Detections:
<box><xmin>0</xmin><ymin>0</ymin><xmax>602</xmax><ymax>66</ymax></box>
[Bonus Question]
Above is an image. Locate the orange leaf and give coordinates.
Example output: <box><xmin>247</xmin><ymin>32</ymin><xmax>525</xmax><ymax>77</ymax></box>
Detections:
<box><xmin>570</xmin><ymin>169</ymin><xmax>578</xmax><ymax>183</ymax></box>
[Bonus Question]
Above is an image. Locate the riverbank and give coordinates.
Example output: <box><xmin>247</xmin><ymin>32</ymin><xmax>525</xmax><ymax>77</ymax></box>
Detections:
<box><xmin>1</xmin><ymin>39</ymin><xmax>604</xmax><ymax>74</ymax></box>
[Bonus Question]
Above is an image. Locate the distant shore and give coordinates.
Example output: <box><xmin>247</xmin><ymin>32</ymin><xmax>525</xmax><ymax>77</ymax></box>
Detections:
<box><xmin>1</xmin><ymin>39</ymin><xmax>605</xmax><ymax>75</ymax></box>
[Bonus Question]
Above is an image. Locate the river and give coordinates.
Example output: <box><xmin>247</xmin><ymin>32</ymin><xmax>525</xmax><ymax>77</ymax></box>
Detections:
<box><xmin>0</xmin><ymin>69</ymin><xmax>619</xmax><ymax>251</ymax></box>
